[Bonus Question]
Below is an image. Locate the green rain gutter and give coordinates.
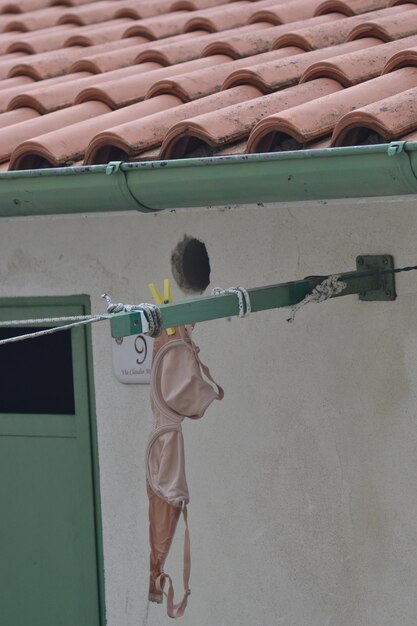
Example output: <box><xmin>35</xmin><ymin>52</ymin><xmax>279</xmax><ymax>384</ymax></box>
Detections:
<box><xmin>1</xmin><ymin>141</ymin><xmax>417</xmax><ymax>217</ymax></box>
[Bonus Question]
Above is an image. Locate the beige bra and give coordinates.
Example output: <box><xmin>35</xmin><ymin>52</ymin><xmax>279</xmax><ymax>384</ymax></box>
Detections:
<box><xmin>146</xmin><ymin>325</ymin><xmax>223</xmax><ymax>618</ymax></box>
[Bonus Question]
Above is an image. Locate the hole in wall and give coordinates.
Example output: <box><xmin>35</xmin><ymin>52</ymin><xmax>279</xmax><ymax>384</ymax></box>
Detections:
<box><xmin>171</xmin><ymin>235</ymin><xmax>211</xmax><ymax>294</ymax></box>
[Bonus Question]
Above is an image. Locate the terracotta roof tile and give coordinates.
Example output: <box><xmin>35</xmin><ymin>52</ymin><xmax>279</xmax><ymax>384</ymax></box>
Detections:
<box><xmin>7</xmin><ymin>24</ymin><xmax>79</xmax><ymax>53</ymax></box>
<box><xmin>113</xmin><ymin>0</ymin><xmax>190</xmax><ymax>20</ymax></box>
<box><xmin>68</xmin><ymin>37</ymin><xmax>151</xmax><ymax>73</ymax></box>
<box><xmin>273</xmin><ymin>5</ymin><xmax>414</xmax><ymax>49</ymax></box>
<box><xmin>133</xmin><ymin>28</ymin><xmax>231</xmax><ymax>64</ymax></box>
<box><xmin>172</xmin><ymin>0</ymin><xmax>237</xmax><ymax>8</ymax></box>
<box><xmin>1</xmin><ymin>7</ymin><xmax>69</xmax><ymax>32</ymax></box>
<box><xmin>0</xmin><ymin>99</ymin><xmax>110</xmax><ymax>164</ymax></box>
<box><xmin>201</xmin><ymin>14</ymin><xmax>342</xmax><ymax>58</ymax></box>
<box><xmin>83</xmin><ymin>87</ymin><xmax>265</xmax><ymax>164</ymax></box>
<box><xmin>0</xmin><ymin>107</ymin><xmax>39</xmax><ymax>129</ymax></box>
<box><xmin>248</xmin><ymin>0</ymin><xmax>336</xmax><ymax>24</ymax></box>
<box><xmin>0</xmin><ymin>51</ymin><xmax>28</xmax><ymax>79</ymax></box>
<box><xmin>0</xmin><ymin>0</ymin><xmax>417</xmax><ymax>171</ymax></box>
<box><xmin>0</xmin><ymin>31</ymin><xmax>23</xmax><ymax>53</ymax></box>
<box><xmin>331</xmin><ymin>80</ymin><xmax>417</xmax><ymax>144</ymax></box>
<box><xmin>302</xmin><ymin>32</ymin><xmax>417</xmax><ymax>82</ymax></box>
<box><xmin>315</xmin><ymin>0</ymin><xmax>391</xmax><ymax>15</ymax></box>
<box><xmin>9</xmin><ymin>94</ymin><xmax>183</xmax><ymax>169</ymax></box>
<box><xmin>4</xmin><ymin>71</ymin><xmax>90</xmax><ymax>112</ymax></box>
<box><xmin>160</xmin><ymin>77</ymin><xmax>342</xmax><ymax>158</ymax></box>
<box><xmin>222</xmin><ymin>38</ymin><xmax>377</xmax><ymax>90</ymax></box>
<box><xmin>247</xmin><ymin>65</ymin><xmax>417</xmax><ymax>151</ymax></box>
<box><xmin>75</xmin><ymin>55</ymin><xmax>228</xmax><ymax>107</ymax></box>
<box><xmin>348</xmin><ymin>4</ymin><xmax>417</xmax><ymax>40</ymax></box>
<box><xmin>63</xmin><ymin>18</ymin><xmax>134</xmax><ymax>47</ymax></box>
<box><xmin>52</xmin><ymin>0</ymin><xmax>102</xmax><ymax>6</ymax></box>
<box><xmin>57</xmin><ymin>2</ymin><xmax>121</xmax><ymax>26</ymax></box>
<box><xmin>9</xmin><ymin>38</ymin><xmax>147</xmax><ymax>79</ymax></box>
<box><xmin>147</xmin><ymin>48</ymin><xmax>305</xmax><ymax>100</ymax></box>
<box><xmin>0</xmin><ymin>0</ymin><xmax>54</xmax><ymax>12</ymax></box>
<box><xmin>383</xmin><ymin>41</ymin><xmax>417</xmax><ymax>69</ymax></box>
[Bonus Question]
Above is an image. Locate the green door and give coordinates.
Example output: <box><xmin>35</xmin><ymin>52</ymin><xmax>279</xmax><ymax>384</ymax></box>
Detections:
<box><xmin>0</xmin><ymin>297</ymin><xmax>103</xmax><ymax>626</ymax></box>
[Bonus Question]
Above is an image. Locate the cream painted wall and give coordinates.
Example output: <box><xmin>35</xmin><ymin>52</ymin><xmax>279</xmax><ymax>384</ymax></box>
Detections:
<box><xmin>1</xmin><ymin>196</ymin><xmax>417</xmax><ymax>626</ymax></box>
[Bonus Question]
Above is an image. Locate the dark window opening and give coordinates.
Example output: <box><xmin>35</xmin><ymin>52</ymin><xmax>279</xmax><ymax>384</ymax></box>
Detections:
<box><xmin>0</xmin><ymin>327</ymin><xmax>75</xmax><ymax>415</ymax></box>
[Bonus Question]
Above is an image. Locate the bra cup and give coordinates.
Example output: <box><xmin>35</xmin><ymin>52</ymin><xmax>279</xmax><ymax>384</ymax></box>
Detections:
<box><xmin>152</xmin><ymin>331</ymin><xmax>221</xmax><ymax>420</ymax></box>
<box><xmin>147</xmin><ymin>427</ymin><xmax>189</xmax><ymax>507</ymax></box>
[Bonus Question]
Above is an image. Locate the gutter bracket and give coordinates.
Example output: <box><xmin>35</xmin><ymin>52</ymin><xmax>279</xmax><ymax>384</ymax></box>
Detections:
<box><xmin>105</xmin><ymin>161</ymin><xmax>123</xmax><ymax>175</ymax></box>
<box><xmin>105</xmin><ymin>161</ymin><xmax>154</xmax><ymax>212</ymax></box>
<box><xmin>387</xmin><ymin>141</ymin><xmax>406</xmax><ymax>157</ymax></box>
<box><xmin>356</xmin><ymin>255</ymin><xmax>396</xmax><ymax>301</ymax></box>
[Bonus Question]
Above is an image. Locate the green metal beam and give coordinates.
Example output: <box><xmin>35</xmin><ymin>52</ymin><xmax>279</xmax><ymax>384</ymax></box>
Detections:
<box><xmin>110</xmin><ymin>256</ymin><xmax>394</xmax><ymax>338</ymax></box>
<box><xmin>1</xmin><ymin>142</ymin><xmax>417</xmax><ymax>217</ymax></box>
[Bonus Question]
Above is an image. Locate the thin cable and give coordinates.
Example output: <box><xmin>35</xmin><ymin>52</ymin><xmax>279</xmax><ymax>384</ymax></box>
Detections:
<box><xmin>0</xmin><ymin>316</ymin><xmax>105</xmax><ymax>347</ymax></box>
<box><xmin>313</xmin><ymin>262</ymin><xmax>417</xmax><ymax>285</ymax></box>
<box><xmin>0</xmin><ymin>314</ymin><xmax>102</xmax><ymax>327</ymax></box>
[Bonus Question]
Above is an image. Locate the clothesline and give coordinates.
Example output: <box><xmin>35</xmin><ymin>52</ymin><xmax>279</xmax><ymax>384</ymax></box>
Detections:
<box><xmin>0</xmin><ymin>258</ymin><xmax>415</xmax><ymax>347</ymax></box>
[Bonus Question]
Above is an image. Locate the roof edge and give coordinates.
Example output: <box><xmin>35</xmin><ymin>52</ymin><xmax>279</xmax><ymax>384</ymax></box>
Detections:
<box><xmin>1</xmin><ymin>142</ymin><xmax>417</xmax><ymax>217</ymax></box>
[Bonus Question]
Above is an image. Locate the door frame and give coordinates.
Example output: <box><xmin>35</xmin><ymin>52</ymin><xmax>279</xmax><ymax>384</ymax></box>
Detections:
<box><xmin>0</xmin><ymin>294</ymin><xmax>106</xmax><ymax>626</ymax></box>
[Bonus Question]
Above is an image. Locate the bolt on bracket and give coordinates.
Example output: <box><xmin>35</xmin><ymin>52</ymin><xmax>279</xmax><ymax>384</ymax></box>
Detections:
<box><xmin>356</xmin><ymin>255</ymin><xmax>396</xmax><ymax>301</ymax></box>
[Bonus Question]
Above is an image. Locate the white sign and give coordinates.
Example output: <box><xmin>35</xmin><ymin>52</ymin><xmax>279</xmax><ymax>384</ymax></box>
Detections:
<box><xmin>111</xmin><ymin>334</ymin><xmax>154</xmax><ymax>384</ymax></box>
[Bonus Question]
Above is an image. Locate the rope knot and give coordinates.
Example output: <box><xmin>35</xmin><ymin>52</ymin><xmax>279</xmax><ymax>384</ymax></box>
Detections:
<box><xmin>101</xmin><ymin>293</ymin><xmax>162</xmax><ymax>337</ymax></box>
<box><xmin>211</xmin><ymin>286</ymin><xmax>251</xmax><ymax>318</ymax></box>
<box><xmin>286</xmin><ymin>274</ymin><xmax>347</xmax><ymax>323</ymax></box>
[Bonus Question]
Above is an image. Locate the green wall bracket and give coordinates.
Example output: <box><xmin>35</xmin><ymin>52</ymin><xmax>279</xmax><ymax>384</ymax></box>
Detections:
<box><xmin>109</xmin><ymin>255</ymin><xmax>396</xmax><ymax>338</ymax></box>
<box><xmin>356</xmin><ymin>255</ymin><xmax>396</xmax><ymax>301</ymax></box>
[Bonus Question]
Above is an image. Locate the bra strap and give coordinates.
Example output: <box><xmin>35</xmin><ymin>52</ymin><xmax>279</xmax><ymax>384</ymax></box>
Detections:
<box><xmin>156</xmin><ymin>504</ymin><xmax>191</xmax><ymax>619</ymax></box>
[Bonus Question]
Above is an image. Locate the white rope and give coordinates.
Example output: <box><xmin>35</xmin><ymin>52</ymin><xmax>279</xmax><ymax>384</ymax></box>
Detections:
<box><xmin>211</xmin><ymin>287</ymin><xmax>251</xmax><ymax>318</ymax></box>
<box><xmin>0</xmin><ymin>315</ymin><xmax>100</xmax><ymax>327</ymax></box>
<box><xmin>0</xmin><ymin>294</ymin><xmax>163</xmax><ymax>347</ymax></box>
<box><xmin>0</xmin><ymin>315</ymin><xmax>106</xmax><ymax>347</ymax></box>
<box><xmin>286</xmin><ymin>274</ymin><xmax>347</xmax><ymax>323</ymax></box>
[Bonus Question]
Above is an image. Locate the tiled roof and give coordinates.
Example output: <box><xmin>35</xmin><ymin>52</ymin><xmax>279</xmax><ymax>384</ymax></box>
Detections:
<box><xmin>1</xmin><ymin>0</ymin><xmax>417</xmax><ymax>171</ymax></box>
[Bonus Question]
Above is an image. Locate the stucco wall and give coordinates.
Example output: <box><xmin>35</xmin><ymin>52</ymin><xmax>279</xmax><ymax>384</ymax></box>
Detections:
<box><xmin>1</xmin><ymin>196</ymin><xmax>417</xmax><ymax>626</ymax></box>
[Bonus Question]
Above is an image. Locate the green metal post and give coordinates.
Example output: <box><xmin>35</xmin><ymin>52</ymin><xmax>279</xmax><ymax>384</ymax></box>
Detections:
<box><xmin>110</xmin><ymin>256</ymin><xmax>395</xmax><ymax>338</ymax></box>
